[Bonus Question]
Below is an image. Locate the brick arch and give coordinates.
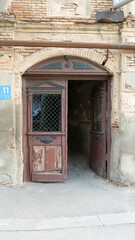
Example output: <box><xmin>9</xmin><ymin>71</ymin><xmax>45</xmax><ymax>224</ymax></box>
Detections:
<box><xmin>18</xmin><ymin>48</ymin><xmax>116</xmax><ymax>75</ymax></box>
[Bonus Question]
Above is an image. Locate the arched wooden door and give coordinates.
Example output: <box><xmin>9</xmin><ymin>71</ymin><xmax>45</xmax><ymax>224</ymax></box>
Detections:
<box><xmin>23</xmin><ymin>55</ymin><xmax>111</xmax><ymax>182</ymax></box>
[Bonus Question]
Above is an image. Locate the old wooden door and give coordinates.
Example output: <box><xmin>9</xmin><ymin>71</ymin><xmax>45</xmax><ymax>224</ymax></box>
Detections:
<box><xmin>90</xmin><ymin>81</ymin><xmax>109</xmax><ymax>178</ymax></box>
<box><xmin>27</xmin><ymin>80</ymin><xmax>67</xmax><ymax>182</ymax></box>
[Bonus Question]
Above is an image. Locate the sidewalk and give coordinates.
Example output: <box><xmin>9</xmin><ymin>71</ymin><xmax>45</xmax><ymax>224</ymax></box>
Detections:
<box><xmin>0</xmin><ymin>155</ymin><xmax>135</xmax><ymax>239</ymax></box>
<box><xmin>0</xmin><ymin>225</ymin><xmax>135</xmax><ymax>240</ymax></box>
<box><xmin>0</xmin><ymin>212</ymin><xmax>135</xmax><ymax>231</ymax></box>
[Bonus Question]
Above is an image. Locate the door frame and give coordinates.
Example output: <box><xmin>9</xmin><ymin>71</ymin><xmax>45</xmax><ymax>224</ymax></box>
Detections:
<box><xmin>22</xmin><ymin>56</ymin><xmax>112</xmax><ymax>182</ymax></box>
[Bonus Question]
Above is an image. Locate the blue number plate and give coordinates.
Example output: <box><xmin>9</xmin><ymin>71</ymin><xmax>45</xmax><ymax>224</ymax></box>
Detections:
<box><xmin>0</xmin><ymin>86</ymin><xmax>11</xmax><ymax>100</ymax></box>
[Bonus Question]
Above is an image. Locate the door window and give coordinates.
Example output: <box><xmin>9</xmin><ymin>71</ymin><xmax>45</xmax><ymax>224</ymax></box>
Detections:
<box><xmin>32</xmin><ymin>94</ymin><xmax>62</xmax><ymax>132</ymax></box>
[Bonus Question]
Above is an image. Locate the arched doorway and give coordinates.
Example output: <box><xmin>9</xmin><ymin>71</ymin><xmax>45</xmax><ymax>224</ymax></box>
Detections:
<box><xmin>22</xmin><ymin>55</ymin><xmax>112</xmax><ymax>182</ymax></box>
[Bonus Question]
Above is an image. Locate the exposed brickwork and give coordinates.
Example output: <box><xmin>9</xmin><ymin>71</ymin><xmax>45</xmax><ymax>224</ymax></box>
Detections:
<box><xmin>0</xmin><ymin>21</ymin><xmax>14</xmax><ymax>71</ymax></box>
<box><xmin>3</xmin><ymin>0</ymin><xmax>48</xmax><ymax>21</ymax></box>
<box><xmin>0</xmin><ymin>22</ymin><xmax>14</xmax><ymax>43</ymax></box>
<box><xmin>3</xmin><ymin>0</ymin><xmax>114</xmax><ymax>23</ymax></box>
<box><xmin>91</xmin><ymin>0</ymin><xmax>113</xmax><ymax>20</ymax></box>
<box><xmin>0</xmin><ymin>48</ymin><xmax>14</xmax><ymax>70</ymax></box>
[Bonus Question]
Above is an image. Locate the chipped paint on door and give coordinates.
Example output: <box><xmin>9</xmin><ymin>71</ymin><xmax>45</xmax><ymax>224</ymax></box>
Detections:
<box><xmin>90</xmin><ymin>81</ymin><xmax>108</xmax><ymax>178</ymax></box>
<box><xmin>32</xmin><ymin>146</ymin><xmax>62</xmax><ymax>172</ymax></box>
<box><xmin>27</xmin><ymin>79</ymin><xmax>67</xmax><ymax>182</ymax></box>
<box><xmin>33</xmin><ymin>146</ymin><xmax>45</xmax><ymax>172</ymax></box>
<box><xmin>45</xmin><ymin>146</ymin><xmax>62</xmax><ymax>170</ymax></box>
<box><xmin>57</xmin><ymin>146</ymin><xmax>62</xmax><ymax>168</ymax></box>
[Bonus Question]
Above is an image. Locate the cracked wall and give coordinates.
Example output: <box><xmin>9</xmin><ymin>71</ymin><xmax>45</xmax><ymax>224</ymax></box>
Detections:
<box><xmin>0</xmin><ymin>71</ymin><xmax>16</xmax><ymax>186</ymax></box>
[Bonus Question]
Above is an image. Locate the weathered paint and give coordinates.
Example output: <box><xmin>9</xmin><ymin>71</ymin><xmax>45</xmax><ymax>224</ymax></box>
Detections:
<box><xmin>25</xmin><ymin>79</ymin><xmax>67</xmax><ymax>182</ymax></box>
<box><xmin>90</xmin><ymin>82</ymin><xmax>108</xmax><ymax>178</ymax></box>
<box><xmin>33</xmin><ymin>146</ymin><xmax>45</xmax><ymax>172</ymax></box>
<box><xmin>32</xmin><ymin>146</ymin><xmax>62</xmax><ymax>172</ymax></box>
<box><xmin>56</xmin><ymin>146</ymin><xmax>62</xmax><ymax>169</ymax></box>
<box><xmin>45</xmin><ymin>146</ymin><xmax>62</xmax><ymax>170</ymax></box>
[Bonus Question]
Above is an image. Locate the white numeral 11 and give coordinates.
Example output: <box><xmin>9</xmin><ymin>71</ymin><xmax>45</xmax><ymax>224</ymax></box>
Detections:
<box><xmin>3</xmin><ymin>87</ymin><xmax>9</xmax><ymax>94</ymax></box>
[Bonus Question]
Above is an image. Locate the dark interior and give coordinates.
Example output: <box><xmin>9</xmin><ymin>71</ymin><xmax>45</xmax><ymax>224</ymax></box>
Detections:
<box><xmin>68</xmin><ymin>80</ymin><xmax>101</xmax><ymax>168</ymax></box>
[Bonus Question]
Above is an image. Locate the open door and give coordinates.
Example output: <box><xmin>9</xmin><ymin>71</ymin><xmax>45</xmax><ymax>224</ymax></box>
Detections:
<box><xmin>27</xmin><ymin>80</ymin><xmax>67</xmax><ymax>182</ymax></box>
<box><xmin>90</xmin><ymin>81</ymin><xmax>109</xmax><ymax>178</ymax></box>
<box><xmin>23</xmin><ymin>56</ymin><xmax>112</xmax><ymax>182</ymax></box>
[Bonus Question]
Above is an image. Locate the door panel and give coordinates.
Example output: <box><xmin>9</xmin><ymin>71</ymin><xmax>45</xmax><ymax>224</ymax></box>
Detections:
<box><xmin>90</xmin><ymin>81</ymin><xmax>107</xmax><ymax>178</ymax></box>
<box><xmin>27</xmin><ymin>80</ymin><xmax>67</xmax><ymax>182</ymax></box>
<box><xmin>32</xmin><ymin>145</ymin><xmax>62</xmax><ymax>172</ymax></box>
<box><xmin>90</xmin><ymin>132</ymin><xmax>104</xmax><ymax>177</ymax></box>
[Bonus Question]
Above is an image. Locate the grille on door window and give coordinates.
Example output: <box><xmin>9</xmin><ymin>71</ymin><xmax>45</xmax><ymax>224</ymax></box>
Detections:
<box><xmin>32</xmin><ymin>94</ymin><xmax>62</xmax><ymax>132</ymax></box>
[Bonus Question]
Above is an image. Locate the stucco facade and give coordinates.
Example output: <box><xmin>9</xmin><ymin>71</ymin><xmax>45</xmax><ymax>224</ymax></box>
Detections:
<box><xmin>0</xmin><ymin>0</ymin><xmax>135</xmax><ymax>186</ymax></box>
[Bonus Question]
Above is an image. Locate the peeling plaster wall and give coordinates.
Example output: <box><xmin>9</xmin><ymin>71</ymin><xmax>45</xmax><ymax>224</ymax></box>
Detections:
<box><xmin>0</xmin><ymin>0</ymin><xmax>11</xmax><ymax>13</ymax></box>
<box><xmin>0</xmin><ymin>70</ymin><xmax>16</xmax><ymax>185</ymax></box>
<box><xmin>110</xmin><ymin>24</ymin><xmax>135</xmax><ymax>185</ymax></box>
<box><xmin>123</xmin><ymin>1</ymin><xmax>135</xmax><ymax>17</ymax></box>
<box><xmin>111</xmin><ymin>114</ymin><xmax>135</xmax><ymax>184</ymax></box>
<box><xmin>0</xmin><ymin>16</ymin><xmax>135</xmax><ymax>185</ymax></box>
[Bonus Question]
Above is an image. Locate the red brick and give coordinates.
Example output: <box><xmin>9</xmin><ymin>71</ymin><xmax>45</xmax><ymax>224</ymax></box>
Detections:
<box><xmin>3</xmin><ymin>0</ymin><xmax>115</xmax><ymax>23</ymax></box>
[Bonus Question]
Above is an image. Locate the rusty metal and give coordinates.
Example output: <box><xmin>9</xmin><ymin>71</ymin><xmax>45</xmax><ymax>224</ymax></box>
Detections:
<box><xmin>102</xmin><ymin>49</ymin><xmax>109</xmax><ymax>65</ymax></box>
<box><xmin>96</xmin><ymin>11</ymin><xmax>124</xmax><ymax>23</ymax></box>
<box><xmin>1</xmin><ymin>40</ymin><xmax>135</xmax><ymax>50</ymax></box>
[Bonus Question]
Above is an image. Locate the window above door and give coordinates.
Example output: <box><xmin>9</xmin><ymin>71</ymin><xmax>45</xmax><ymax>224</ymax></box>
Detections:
<box><xmin>25</xmin><ymin>56</ymin><xmax>109</xmax><ymax>76</ymax></box>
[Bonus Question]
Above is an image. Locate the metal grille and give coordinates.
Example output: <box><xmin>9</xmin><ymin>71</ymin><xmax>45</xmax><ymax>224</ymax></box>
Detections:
<box><xmin>32</xmin><ymin>94</ymin><xmax>61</xmax><ymax>132</ymax></box>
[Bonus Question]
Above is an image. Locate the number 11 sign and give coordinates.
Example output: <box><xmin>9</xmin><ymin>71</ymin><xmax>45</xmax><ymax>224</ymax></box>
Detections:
<box><xmin>0</xmin><ymin>86</ymin><xmax>11</xmax><ymax>100</ymax></box>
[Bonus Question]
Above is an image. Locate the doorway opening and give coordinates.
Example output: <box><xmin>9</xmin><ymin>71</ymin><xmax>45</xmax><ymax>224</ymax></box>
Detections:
<box><xmin>68</xmin><ymin>80</ymin><xmax>110</xmax><ymax>179</ymax></box>
<box><xmin>23</xmin><ymin>55</ymin><xmax>111</xmax><ymax>183</ymax></box>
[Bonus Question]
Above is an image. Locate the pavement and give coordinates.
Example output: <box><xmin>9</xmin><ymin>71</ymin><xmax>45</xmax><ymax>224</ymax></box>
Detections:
<box><xmin>0</xmin><ymin>225</ymin><xmax>135</xmax><ymax>240</ymax></box>
<box><xmin>0</xmin><ymin>154</ymin><xmax>135</xmax><ymax>239</ymax></box>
